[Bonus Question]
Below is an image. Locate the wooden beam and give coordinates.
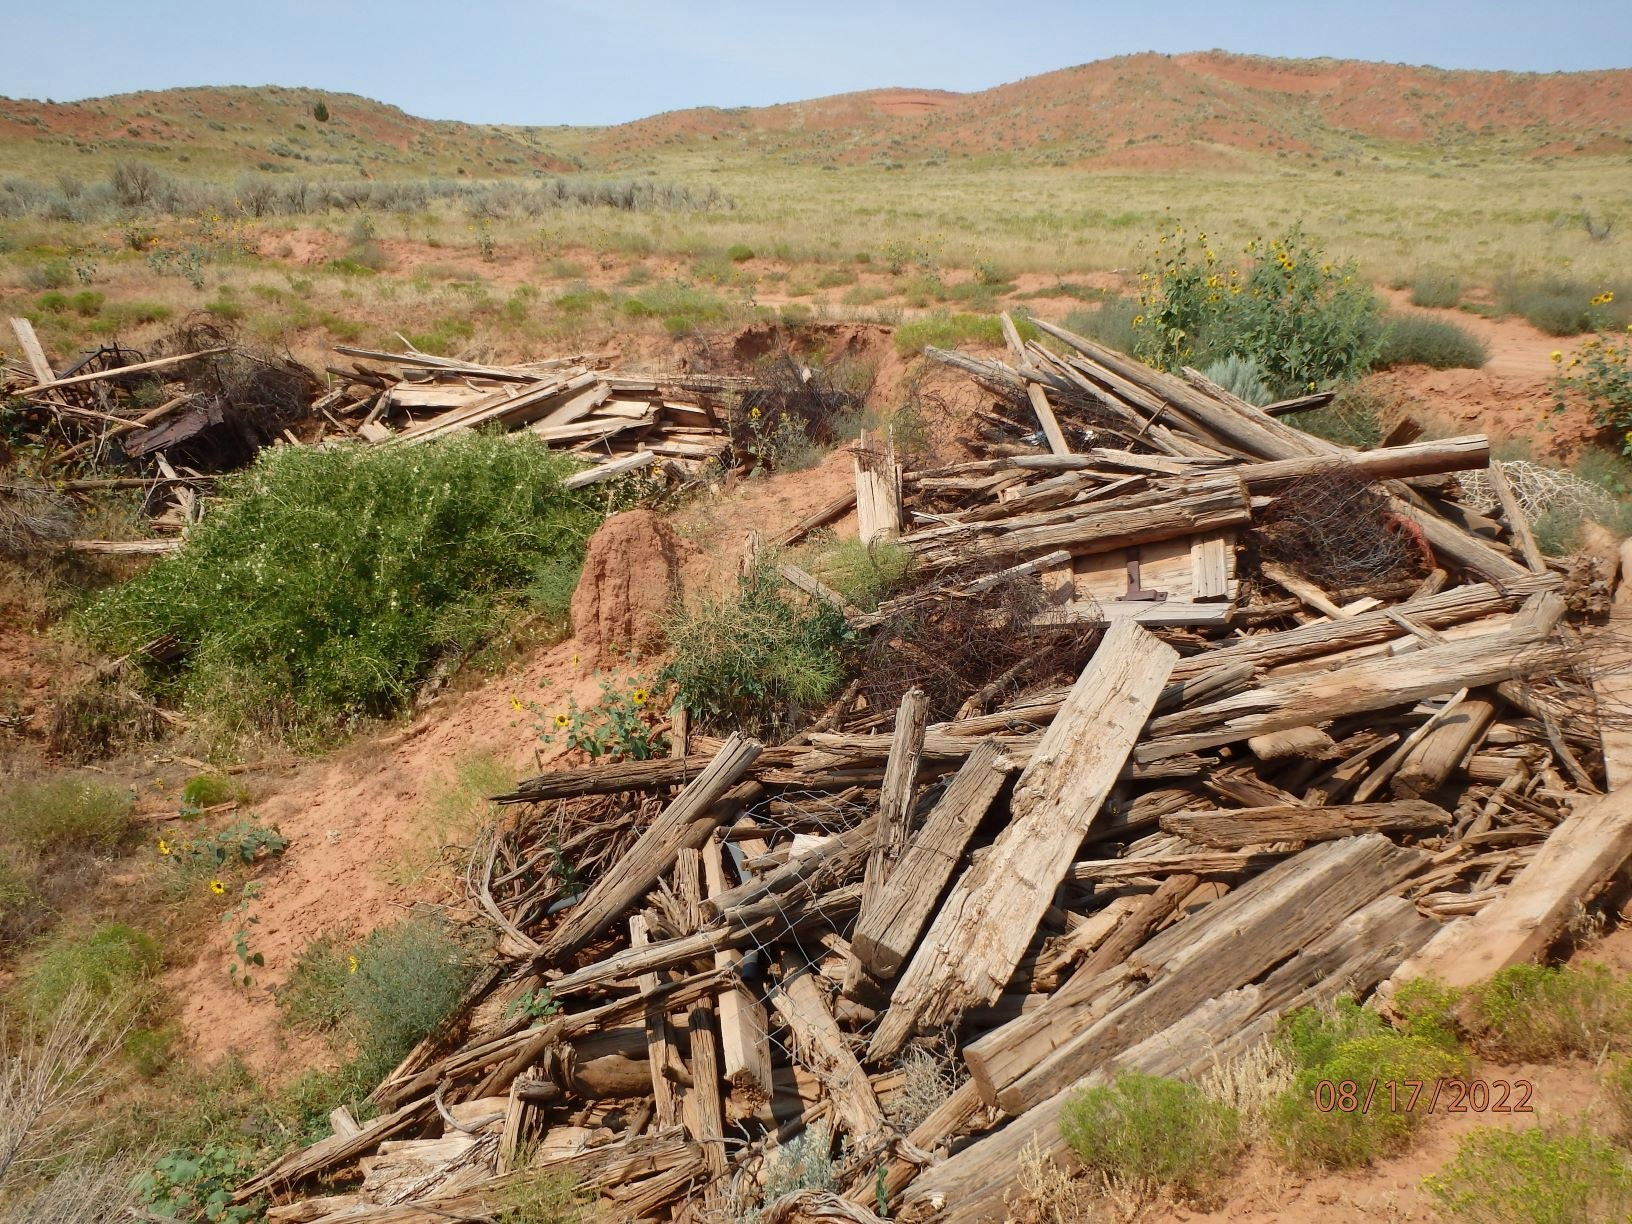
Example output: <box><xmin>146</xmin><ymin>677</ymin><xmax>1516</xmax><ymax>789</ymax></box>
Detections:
<box><xmin>867</xmin><ymin>619</ymin><xmax>1178</xmax><ymax>1059</ymax></box>
<box><xmin>16</xmin><ymin>347</ymin><xmax>228</xmax><ymax>396</ymax></box>
<box><xmin>850</xmin><ymin>739</ymin><xmax>1013</xmax><ymax>982</ymax></box>
<box><xmin>1160</xmin><ymin>799</ymin><xmax>1452</xmax><ymax>849</ymax></box>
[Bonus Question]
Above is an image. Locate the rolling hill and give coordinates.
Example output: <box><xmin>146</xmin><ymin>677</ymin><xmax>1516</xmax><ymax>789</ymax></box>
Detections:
<box><xmin>0</xmin><ymin>51</ymin><xmax>1628</xmax><ymax>183</ymax></box>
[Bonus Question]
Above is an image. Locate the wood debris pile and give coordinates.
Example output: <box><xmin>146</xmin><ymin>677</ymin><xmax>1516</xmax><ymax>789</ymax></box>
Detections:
<box><xmin>241</xmin><ymin>316</ymin><xmax>1632</xmax><ymax>1223</ymax></box>
<box><xmin>321</xmin><ymin>344</ymin><xmax>751</xmax><ymax>488</ymax></box>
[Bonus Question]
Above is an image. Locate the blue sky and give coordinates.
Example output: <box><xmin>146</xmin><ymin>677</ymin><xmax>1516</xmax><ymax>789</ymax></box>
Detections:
<box><xmin>6</xmin><ymin>0</ymin><xmax>1628</xmax><ymax>125</ymax></box>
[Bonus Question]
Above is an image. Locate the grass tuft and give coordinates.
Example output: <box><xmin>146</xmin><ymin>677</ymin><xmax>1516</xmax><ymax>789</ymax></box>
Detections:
<box><xmin>1462</xmin><ymin>962</ymin><xmax>1632</xmax><ymax>1062</ymax></box>
<box><xmin>0</xmin><ymin>777</ymin><xmax>133</xmax><ymax>852</ymax></box>
<box><xmin>1409</xmin><ymin>269</ymin><xmax>1464</xmax><ymax>309</ymax></box>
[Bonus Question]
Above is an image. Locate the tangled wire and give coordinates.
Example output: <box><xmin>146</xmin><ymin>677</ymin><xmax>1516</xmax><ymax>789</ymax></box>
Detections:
<box><xmin>1256</xmin><ymin>466</ymin><xmax>1423</xmax><ymax>589</ymax></box>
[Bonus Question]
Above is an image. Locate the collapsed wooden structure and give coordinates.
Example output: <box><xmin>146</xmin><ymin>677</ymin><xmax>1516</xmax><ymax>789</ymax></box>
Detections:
<box><xmin>320</xmin><ymin>344</ymin><xmax>748</xmax><ymax>488</ymax></box>
<box><xmin>240</xmin><ymin>316</ymin><xmax>1632</xmax><ymax>1222</ymax></box>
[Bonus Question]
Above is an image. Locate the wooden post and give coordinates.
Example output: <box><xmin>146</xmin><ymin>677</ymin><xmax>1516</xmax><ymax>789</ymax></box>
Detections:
<box><xmin>853</xmin><ymin>430</ymin><xmax>902</xmax><ymax>544</ymax></box>
<box><xmin>701</xmin><ymin>839</ymin><xmax>774</xmax><ymax>1123</ymax></box>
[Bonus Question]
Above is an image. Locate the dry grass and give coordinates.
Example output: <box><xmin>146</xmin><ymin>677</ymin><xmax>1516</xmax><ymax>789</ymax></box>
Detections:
<box><xmin>1197</xmin><ymin>1038</ymin><xmax>1298</xmax><ymax>1141</ymax></box>
<box><xmin>1006</xmin><ymin>1138</ymin><xmax>1100</xmax><ymax>1224</ymax></box>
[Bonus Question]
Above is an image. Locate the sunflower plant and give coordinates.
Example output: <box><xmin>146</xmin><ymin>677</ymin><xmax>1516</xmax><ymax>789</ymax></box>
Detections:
<box><xmin>1132</xmin><ymin>223</ymin><xmax>1383</xmax><ymax>397</ymax></box>
<box><xmin>528</xmin><ymin>675</ymin><xmax>669</xmax><ymax>762</ymax></box>
<box><xmin>1554</xmin><ymin>320</ymin><xmax>1632</xmax><ymax>454</ymax></box>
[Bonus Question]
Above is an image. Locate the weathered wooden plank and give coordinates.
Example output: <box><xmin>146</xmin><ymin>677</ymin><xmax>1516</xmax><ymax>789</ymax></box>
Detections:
<box><xmin>1161</xmin><ymin>799</ymin><xmax>1451</xmax><ymax>849</ymax></box>
<box><xmin>867</xmin><ymin>620</ymin><xmax>1178</xmax><ymax>1059</ymax></box>
<box><xmin>850</xmin><ymin>739</ymin><xmax>1013</xmax><ymax>982</ymax></box>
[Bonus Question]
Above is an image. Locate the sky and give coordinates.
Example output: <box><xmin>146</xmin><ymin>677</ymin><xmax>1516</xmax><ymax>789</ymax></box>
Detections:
<box><xmin>6</xmin><ymin>0</ymin><xmax>1629</xmax><ymax>126</ymax></box>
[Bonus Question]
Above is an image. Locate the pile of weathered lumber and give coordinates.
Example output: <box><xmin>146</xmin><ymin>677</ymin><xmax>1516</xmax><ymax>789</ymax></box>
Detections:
<box><xmin>323</xmin><ymin>344</ymin><xmax>751</xmax><ymax>488</ymax></box>
<box><xmin>239</xmin><ymin>316</ymin><xmax>1632</xmax><ymax>1224</ymax></box>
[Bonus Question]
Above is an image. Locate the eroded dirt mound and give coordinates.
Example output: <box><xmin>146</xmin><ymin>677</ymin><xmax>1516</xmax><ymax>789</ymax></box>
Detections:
<box><xmin>569</xmin><ymin>509</ymin><xmax>686</xmax><ymax>670</ymax></box>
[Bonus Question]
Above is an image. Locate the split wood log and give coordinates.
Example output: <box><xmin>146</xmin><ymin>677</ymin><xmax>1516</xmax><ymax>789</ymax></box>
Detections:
<box><xmin>868</xmin><ymin>619</ymin><xmax>1178</xmax><ymax>1060</ymax></box>
<box><xmin>1160</xmin><ymin>799</ymin><xmax>1452</xmax><ymax>849</ymax></box>
<box><xmin>1487</xmin><ymin>460</ymin><xmax>1548</xmax><ymax>575</ymax></box>
<box><xmin>630</xmin><ymin>914</ymin><xmax>684</xmax><ymax>1130</ymax></box>
<box><xmin>768</xmin><ymin>953</ymin><xmax>888</xmax><ymax>1145</ymax></box>
<box><xmin>538</xmin><ymin>733</ymin><xmax>762</xmax><ymax>962</ymax></box>
<box><xmin>850</xmin><ymin>739</ymin><xmax>1013</xmax><ymax>982</ymax></box>
<box><xmin>15</xmin><ymin>347</ymin><xmax>229</xmax><ymax>397</ymax></box>
<box><xmin>1384</xmin><ymin>782</ymin><xmax>1632</xmax><ymax>993</ymax></box>
<box><xmin>674</xmin><ymin>854</ymin><xmax>727</xmax><ymax>1184</ymax></box>
<box><xmin>702</xmin><ymin>839</ymin><xmax>773</xmax><ymax>1122</ymax></box>
<box><xmin>1393</xmin><ymin>697</ymin><xmax>1497</xmax><ymax>796</ymax></box>
<box><xmin>8</xmin><ymin>317</ymin><xmax>54</xmax><ymax>384</ymax></box>
<box><xmin>846</xmin><ymin>689</ymin><xmax>929</xmax><ymax>994</ymax></box>
<box><xmin>774</xmin><ymin>490</ymin><xmax>858</xmax><ymax>548</ymax></box>
<box><xmin>853</xmin><ymin>430</ymin><xmax>903</xmax><ymax>544</ymax></box>
<box><xmin>1137</xmin><ymin>593</ymin><xmax>1567</xmax><ymax>762</ymax></box>
<box><xmin>1000</xmin><ymin>312</ymin><xmax>1071</xmax><ymax>455</ymax></box>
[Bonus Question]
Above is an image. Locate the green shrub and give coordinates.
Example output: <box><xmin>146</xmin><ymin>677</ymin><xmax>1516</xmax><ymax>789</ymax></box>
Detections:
<box><xmin>137</xmin><ymin>1143</ymin><xmax>261</xmax><ymax>1224</ymax></box>
<box><xmin>1286</xmin><ymin>384</ymin><xmax>1386</xmax><ymax>449</ymax></box>
<box><xmin>1409</xmin><ymin>269</ymin><xmax>1463</xmax><ymax>309</ymax></box>
<box><xmin>660</xmin><ymin>562</ymin><xmax>849</xmax><ymax>734</ymax></box>
<box><xmin>620</xmin><ymin>280</ymin><xmax>734</xmax><ymax>333</ymax></box>
<box><xmin>1060</xmin><ymin>1072</ymin><xmax>1243</xmax><ymax>1200</ymax></box>
<box><xmin>69</xmin><ymin>290</ymin><xmax>104</xmax><ymax>318</ymax></box>
<box><xmin>1062</xmin><ymin>298</ymin><xmax>1142</xmax><ymax>355</ymax></box>
<box><xmin>842</xmin><ymin>284</ymin><xmax>890</xmax><ymax>307</ymax></box>
<box><xmin>1200</xmin><ymin>353</ymin><xmax>1273</xmax><ymax>405</ymax></box>
<box><xmin>498</xmin><ymin>1171</ymin><xmax>594</xmax><ymax>1224</ymax></box>
<box><xmin>126</xmin><ymin>1023</ymin><xmax>180</xmax><ymax>1078</ymax></box>
<box><xmin>24</xmin><ymin>258</ymin><xmax>73</xmax><ymax>289</ymax></box>
<box><xmin>1270</xmin><ymin>999</ymin><xmax>1468</xmax><ymax>1169</ymax></box>
<box><xmin>1375</xmin><ymin>312</ymin><xmax>1489</xmax><ymax>370</ymax></box>
<box><xmin>182</xmin><ymin>774</ymin><xmax>242</xmax><ymax>809</ymax></box>
<box><xmin>1425</xmin><ymin>1125</ymin><xmax>1632</xmax><ymax>1223</ymax></box>
<box><xmin>0</xmin><ymin>777</ymin><xmax>133</xmax><ymax>851</ymax></box>
<box><xmin>815</xmin><ymin>267</ymin><xmax>857</xmax><ymax>289</ymax></box>
<box><xmin>726</xmin><ymin>244</ymin><xmax>755</xmax><ymax>263</ymax></box>
<box><xmin>343</xmin><ymin>916</ymin><xmax>477</xmax><ymax>1080</ymax></box>
<box><xmin>1463</xmin><ymin>962</ymin><xmax>1632</xmax><ymax>1061</ymax></box>
<box><xmin>807</xmin><ymin>538</ymin><xmax>913</xmax><ymax>612</ymax></box>
<box><xmin>1135</xmin><ymin>224</ymin><xmax>1382</xmax><ymax>396</ymax></box>
<box><xmin>21</xmin><ymin>922</ymin><xmax>163</xmax><ymax>1020</ymax></box>
<box><xmin>74</xmin><ymin>433</ymin><xmax>598</xmax><ymax>742</ymax></box>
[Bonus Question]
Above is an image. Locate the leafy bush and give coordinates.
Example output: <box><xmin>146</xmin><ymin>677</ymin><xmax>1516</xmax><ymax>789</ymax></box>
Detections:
<box><xmin>1060</xmin><ymin>1072</ymin><xmax>1243</xmax><ymax>1201</ymax></box>
<box><xmin>137</xmin><ymin>1143</ymin><xmax>261</xmax><ymax>1223</ymax></box>
<box><xmin>531</xmin><ymin>675</ymin><xmax>668</xmax><ymax>761</ymax></box>
<box><xmin>660</xmin><ymin>562</ymin><xmax>849</xmax><ymax>734</ymax></box>
<box><xmin>1425</xmin><ymin>1125</ymin><xmax>1632</xmax><ymax>1223</ymax></box>
<box><xmin>1062</xmin><ymin>298</ymin><xmax>1140</xmax><ymax>354</ymax></box>
<box><xmin>1134</xmin><ymin>224</ymin><xmax>1383</xmax><ymax>396</ymax></box>
<box><xmin>1556</xmin><ymin>331</ymin><xmax>1632</xmax><ymax>454</ymax></box>
<box><xmin>620</xmin><ymin>280</ymin><xmax>735</xmax><ymax>333</ymax></box>
<box><xmin>1270</xmin><ymin>999</ymin><xmax>1467</xmax><ymax>1169</ymax></box>
<box><xmin>1200</xmin><ymin>354</ymin><xmax>1273</xmax><ymax>406</ymax></box>
<box><xmin>75</xmin><ymin>433</ymin><xmax>598</xmax><ymax>742</ymax></box>
<box><xmin>726</xmin><ymin>244</ymin><xmax>755</xmax><ymax>263</ymax></box>
<box><xmin>1463</xmin><ymin>962</ymin><xmax>1632</xmax><ymax>1061</ymax></box>
<box><xmin>1375</xmin><ymin>313</ymin><xmax>1489</xmax><ymax>370</ymax></box>
<box><xmin>1409</xmin><ymin>269</ymin><xmax>1463</xmax><ymax>309</ymax></box>
<box><xmin>0</xmin><ymin>777</ymin><xmax>133</xmax><ymax>851</ymax></box>
<box><xmin>20</xmin><ymin>922</ymin><xmax>163</xmax><ymax>1020</ymax></box>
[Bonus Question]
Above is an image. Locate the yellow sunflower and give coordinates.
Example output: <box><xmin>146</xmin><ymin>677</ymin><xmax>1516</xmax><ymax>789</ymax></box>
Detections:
<box><xmin>631</xmin><ymin>687</ymin><xmax>650</xmax><ymax>707</ymax></box>
<box><xmin>158</xmin><ymin>839</ymin><xmax>171</xmax><ymax>856</ymax></box>
<box><xmin>209</xmin><ymin>879</ymin><xmax>226</xmax><ymax>896</ymax></box>
<box><xmin>554</xmin><ymin>712</ymin><xmax>571</xmax><ymax>729</ymax></box>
